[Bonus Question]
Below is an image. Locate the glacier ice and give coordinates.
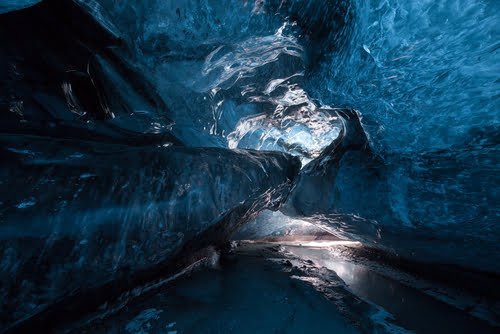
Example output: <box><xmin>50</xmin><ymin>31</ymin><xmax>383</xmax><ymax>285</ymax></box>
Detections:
<box><xmin>284</xmin><ymin>109</ymin><xmax>499</xmax><ymax>272</ymax></box>
<box><xmin>283</xmin><ymin>0</ymin><xmax>499</xmax><ymax>272</ymax></box>
<box><xmin>73</xmin><ymin>0</ymin><xmax>347</xmax><ymax>162</ymax></box>
<box><xmin>0</xmin><ymin>0</ymin><xmax>41</xmax><ymax>14</ymax></box>
<box><xmin>0</xmin><ymin>136</ymin><xmax>299</xmax><ymax>328</ymax></box>
<box><xmin>0</xmin><ymin>0</ymin><xmax>499</xmax><ymax>331</ymax></box>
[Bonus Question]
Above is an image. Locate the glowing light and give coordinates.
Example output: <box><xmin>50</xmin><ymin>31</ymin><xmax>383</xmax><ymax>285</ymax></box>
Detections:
<box><xmin>266</xmin><ymin>240</ymin><xmax>362</xmax><ymax>248</ymax></box>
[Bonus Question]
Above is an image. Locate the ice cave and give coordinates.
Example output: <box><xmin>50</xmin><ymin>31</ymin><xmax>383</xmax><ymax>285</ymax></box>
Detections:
<box><xmin>0</xmin><ymin>0</ymin><xmax>499</xmax><ymax>333</ymax></box>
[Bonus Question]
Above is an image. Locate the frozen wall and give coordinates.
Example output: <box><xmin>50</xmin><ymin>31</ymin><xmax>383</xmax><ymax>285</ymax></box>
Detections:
<box><xmin>0</xmin><ymin>0</ymin><xmax>41</xmax><ymax>14</ymax></box>
<box><xmin>0</xmin><ymin>0</ymin><xmax>498</xmax><ymax>328</ymax></box>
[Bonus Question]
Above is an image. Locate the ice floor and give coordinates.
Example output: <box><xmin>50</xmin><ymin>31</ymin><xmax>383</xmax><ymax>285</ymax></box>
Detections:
<box><xmin>63</xmin><ymin>242</ymin><xmax>498</xmax><ymax>334</ymax></box>
<box><xmin>69</xmin><ymin>244</ymin><xmax>360</xmax><ymax>334</ymax></box>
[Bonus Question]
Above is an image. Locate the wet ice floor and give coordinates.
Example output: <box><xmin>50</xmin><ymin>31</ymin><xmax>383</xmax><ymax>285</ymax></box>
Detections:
<box><xmin>284</xmin><ymin>245</ymin><xmax>499</xmax><ymax>334</ymax></box>
<box><xmin>75</xmin><ymin>245</ymin><xmax>359</xmax><ymax>334</ymax></box>
<box><xmin>70</xmin><ymin>243</ymin><xmax>499</xmax><ymax>334</ymax></box>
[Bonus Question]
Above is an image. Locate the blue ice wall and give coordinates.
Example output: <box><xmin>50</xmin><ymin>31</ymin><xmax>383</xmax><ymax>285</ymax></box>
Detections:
<box><xmin>307</xmin><ymin>0</ymin><xmax>499</xmax><ymax>154</ymax></box>
<box><xmin>88</xmin><ymin>0</ymin><xmax>498</xmax><ymax>271</ymax></box>
<box><xmin>0</xmin><ymin>2</ymin><xmax>498</xmax><ymax>327</ymax></box>
<box><xmin>0</xmin><ymin>0</ymin><xmax>41</xmax><ymax>14</ymax></box>
<box><xmin>290</xmin><ymin>0</ymin><xmax>500</xmax><ymax>271</ymax></box>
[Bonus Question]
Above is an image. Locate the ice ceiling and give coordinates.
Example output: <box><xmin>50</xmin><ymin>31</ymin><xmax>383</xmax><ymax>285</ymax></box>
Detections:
<box><xmin>0</xmin><ymin>0</ymin><xmax>498</xmax><ymax>330</ymax></box>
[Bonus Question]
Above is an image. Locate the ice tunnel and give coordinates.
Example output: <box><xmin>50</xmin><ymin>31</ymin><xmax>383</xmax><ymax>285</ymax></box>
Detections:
<box><xmin>0</xmin><ymin>0</ymin><xmax>499</xmax><ymax>333</ymax></box>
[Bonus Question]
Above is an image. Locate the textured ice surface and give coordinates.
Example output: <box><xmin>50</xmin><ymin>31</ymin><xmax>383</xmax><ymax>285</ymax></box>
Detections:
<box><xmin>103</xmin><ymin>0</ymin><xmax>498</xmax><ymax>273</ymax></box>
<box><xmin>74</xmin><ymin>0</ymin><xmax>345</xmax><ymax>162</ymax></box>
<box><xmin>0</xmin><ymin>0</ymin><xmax>179</xmax><ymax>146</ymax></box>
<box><xmin>285</xmin><ymin>110</ymin><xmax>500</xmax><ymax>272</ymax></box>
<box><xmin>0</xmin><ymin>137</ymin><xmax>299</xmax><ymax>328</ymax></box>
<box><xmin>65</xmin><ymin>244</ymin><xmax>365</xmax><ymax>334</ymax></box>
<box><xmin>0</xmin><ymin>0</ymin><xmax>41</xmax><ymax>14</ymax></box>
<box><xmin>308</xmin><ymin>0</ymin><xmax>499</xmax><ymax>155</ymax></box>
<box><xmin>284</xmin><ymin>245</ymin><xmax>499</xmax><ymax>332</ymax></box>
<box><xmin>0</xmin><ymin>0</ymin><xmax>499</xmax><ymax>330</ymax></box>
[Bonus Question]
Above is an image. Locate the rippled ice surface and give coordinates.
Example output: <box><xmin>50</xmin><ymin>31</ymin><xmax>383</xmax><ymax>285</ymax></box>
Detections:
<box><xmin>78</xmin><ymin>0</ymin><xmax>346</xmax><ymax>163</ymax></box>
<box><xmin>87</xmin><ymin>0</ymin><xmax>499</xmax><ymax>154</ymax></box>
<box><xmin>62</xmin><ymin>0</ymin><xmax>499</xmax><ymax>271</ymax></box>
<box><xmin>74</xmin><ymin>0</ymin><xmax>497</xmax><ymax>177</ymax></box>
<box><xmin>8</xmin><ymin>0</ymin><xmax>500</xmax><ymax>157</ymax></box>
<box><xmin>1</xmin><ymin>0</ymin><xmax>497</xmax><ymax>269</ymax></box>
<box><xmin>308</xmin><ymin>0</ymin><xmax>499</xmax><ymax>154</ymax></box>
<box><xmin>1</xmin><ymin>0</ymin><xmax>499</xmax><ymax>327</ymax></box>
<box><xmin>0</xmin><ymin>0</ymin><xmax>41</xmax><ymax>14</ymax></box>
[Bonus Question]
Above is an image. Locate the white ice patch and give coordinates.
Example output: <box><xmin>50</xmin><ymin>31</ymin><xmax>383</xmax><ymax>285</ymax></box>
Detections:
<box><xmin>0</xmin><ymin>0</ymin><xmax>41</xmax><ymax>14</ymax></box>
<box><xmin>79</xmin><ymin>173</ymin><xmax>97</xmax><ymax>179</ymax></box>
<box><xmin>16</xmin><ymin>198</ymin><xmax>37</xmax><ymax>209</ymax></box>
<box><xmin>370</xmin><ymin>308</ymin><xmax>414</xmax><ymax>334</ymax></box>
<box><xmin>125</xmin><ymin>308</ymin><xmax>163</xmax><ymax>334</ymax></box>
<box><xmin>194</xmin><ymin>22</ymin><xmax>342</xmax><ymax>164</ymax></box>
<box><xmin>7</xmin><ymin>147</ymin><xmax>34</xmax><ymax>155</ymax></box>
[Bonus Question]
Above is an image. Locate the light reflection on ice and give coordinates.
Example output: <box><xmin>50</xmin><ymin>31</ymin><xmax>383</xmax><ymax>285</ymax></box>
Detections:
<box><xmin>275</xmin><ymin>240</ymin><xmax>362</xmax><ymax>248</ymax></box>
<box><xmin>125</xmin><ymin>308</ymin><xmax>163</xmax><ymax>334</ymax></box>
<box><xmin>16</xmin><ymin>198</ymin><xmax>37</xmax><ymax>209</ymax></box>
<box><xmin>198</xmin><ymin>22</ymin><xmax>342</xmax><ymax>164</ymax></box>
<box><xmin>200</xmin><ymin>22</ymin><xmax>302</xmax><ymax>92</ymax></box>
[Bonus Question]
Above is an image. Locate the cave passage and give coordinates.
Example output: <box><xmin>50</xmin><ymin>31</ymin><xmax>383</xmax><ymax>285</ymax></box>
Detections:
<box><xmin>0</xmin><ymin>1</ymin><xmax>499</xmax><ymax>333</ymax></box>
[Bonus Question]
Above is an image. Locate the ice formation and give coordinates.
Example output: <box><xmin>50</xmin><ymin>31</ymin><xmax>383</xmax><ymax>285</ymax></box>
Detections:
<box><xmin>0</xmin><ymin>0</ymin><xmax>498</xmax><ymax>331</ymax></box>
